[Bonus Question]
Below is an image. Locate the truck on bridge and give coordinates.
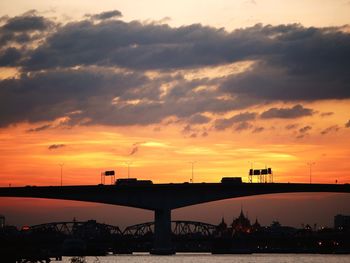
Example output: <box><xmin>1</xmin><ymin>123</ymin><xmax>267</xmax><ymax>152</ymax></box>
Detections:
<box><xmin>115</xmin><ymin>178</ymin><xmax>153</xmax><ymax>186</ymax></box>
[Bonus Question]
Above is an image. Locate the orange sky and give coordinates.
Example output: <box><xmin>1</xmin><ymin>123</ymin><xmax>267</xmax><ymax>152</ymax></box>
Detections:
<box><xmin>1</xmin><ymin>99</ymin><xmax>349</xmax><ymax>187</ymax></box>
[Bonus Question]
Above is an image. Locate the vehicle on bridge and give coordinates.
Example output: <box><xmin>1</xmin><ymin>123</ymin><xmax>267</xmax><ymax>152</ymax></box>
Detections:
<box><xmin>221</xmin><ymin>177</ymin><xmax>242</xmax><ymax>184</ymax></box>
<box><xmin>115</xmin><ymin>178</ymin><xmax>153</xmax><ymax>186</ymax></box>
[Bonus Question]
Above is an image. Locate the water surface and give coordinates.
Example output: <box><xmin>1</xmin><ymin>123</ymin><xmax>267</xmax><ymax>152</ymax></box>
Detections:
<box><xmin>62</xmin><ymin>253</ymin><xmax>350</xmax><ymax>263</ymax></box>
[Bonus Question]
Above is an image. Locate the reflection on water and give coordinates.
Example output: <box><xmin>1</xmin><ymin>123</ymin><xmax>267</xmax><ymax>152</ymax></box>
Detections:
<box><xmin>63</xmin><ymin>254</ymin><xmax>350</xmax><ymax>263</ymax></box>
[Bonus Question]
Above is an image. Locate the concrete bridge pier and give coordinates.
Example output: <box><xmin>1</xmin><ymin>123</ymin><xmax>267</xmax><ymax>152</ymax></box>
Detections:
<box><xmin>151</xmin><ymin>208</ymin><xmax>175</xmax><ymax>255</ymax></box>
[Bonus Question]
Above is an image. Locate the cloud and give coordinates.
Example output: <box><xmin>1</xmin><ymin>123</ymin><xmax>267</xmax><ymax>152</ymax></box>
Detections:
<box><xmin>345</xmin><ymin>120</ymin><xmax>350</xmax><ymax>128</ymax></box>
<box><xmin>129</xmin><ymin>142</ymin><xmax>146</xmax><ymax>156</ymax></box>
<box><xmin>214</xmin><ymin>112</ymin><xmax>257</xmax><ymax>130</ymax></box>
<box><xmin>285</xmin><ymin>124</ymin><xmax>298</xmax><ymax>130</ymax></box>
<box><xmin>1</xmin><ymin>11</ymin><xmax>350</xmax><ymax>129</ymax></box>
<box><xmin>0</xmin><ymin>68</ymin><xmax>151</xmax><ymax>126</ymax></box>
<box><xmin>91</xmin><ymin>10</ymin><xmax>122</xmax><ymax>20</ymax></box>
<box><xmin>188</xmin><ymin>114</ymin><xmax>211</xmax><ymax>124</ymax></box>
<box><xmin>48</xmin><ymin>144</ymin><xmax>65</xmax><ymax>150</ymax></box>
<box><xmin>260</xmin><ymin>104</ymin><xmax>314</xmax><ymax>119</ymax></box>
<box><xmin>190</xmin><ymin>133</ymin><xmax>197</xmax><ymax>138</ymax></box>
<box><xmin>0</xmin><ymin>12</ymin><xmax>53</xmax><ymax>49</ymax></box>
<box><xmin>2</xmin><ymin>14</ymin><xmax>50</xmax><ymax>32</ymax></box>
<box><xmin>129</xmin><ymin>146</ymin><xmax>138</xmax><ymax>156</ymax></box>
<box><xmin>26</xmin><ymin>124</ymin><xmax>52</xmax><ymax>133</ymax></box>
<box><xmin>299</xmin><ymin>125</ymin><xmax>312</xmax><ymax>134</ymax></box>
<box><xmin>320</xmin><ymin>112</ymin><xmax>334</xmax><ymax>117</ymax></box>
<box><xmin>234</xmin><ymin>121</ymin><xmax>253</xmax><ymax>131</ymax></box>
<box><xmin>182</xmin><ymin>124</ymin><xmax>193</xmax><ymax>134</ymax></box>
<box><xmin>321</xmin><ymin>125</ymin><xmax>340</xmax><ymax>135</ymax></box>
<box><xmin>252</xmin><ymin>126</ymin><xmax>264</xmax><ymax>133</ymax></box>
<box><xmin>0</xmin><ymin>48</ymin><xmax>22</xmax><ymax>66</ymax></box>
<box><xmin>181</xmin><ymin>124</ymin><xmax>209</xmax><ymax>138</ymax></box>
<box><xmin>20</xmin><ymin>20</ymin><xmax>350</xmax><ymax>90</ymax></box>
<box><xmin>296</xmin><ymin>125</ymin><xmax>312</xmax><ymax>138</ymax></box>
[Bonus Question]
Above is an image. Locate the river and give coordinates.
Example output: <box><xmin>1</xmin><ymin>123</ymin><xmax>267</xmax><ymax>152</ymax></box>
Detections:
<box><xmin>61</xmin><ymin>253</ymin><xmax>350</xmax><ymax>263</ymax></box>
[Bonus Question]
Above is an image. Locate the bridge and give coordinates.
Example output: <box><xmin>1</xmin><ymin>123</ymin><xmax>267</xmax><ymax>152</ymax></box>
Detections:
<box><xmin>30</xmin><ymin>220</ymin><xmax>124</xmax><ymax>236</ymax></box>
<box><xmin>1</xmin><ymin>182</ymin><xmax>349</xmax><ymax>254</ymax></box>
<box><xmin>123</xmin><ymin>220</ymin><xmax>216</xmax><ymax>238</ymax></box>
<box><xmin>28</xmin><ymin>220</ymin><xmax>216</xmax><ymax>238</ymax></box>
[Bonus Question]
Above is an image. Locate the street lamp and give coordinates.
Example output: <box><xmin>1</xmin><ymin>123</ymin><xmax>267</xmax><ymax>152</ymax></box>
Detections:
<box><xmin>125</xmin><ymin>161</ymin><xmax>132</xmax><ymax>179</ymax></box>
<box><xmin>248</xmin><ymin>161</ymin><xmax>254</xmax><ymax>170</ymax></box>
<box><xmin>58</xmin><ymin>163</ymin><xmax>64</xmax><ymax>186</ymax></box>
<box><xmin>307</xmin><ymin>162</ymin><xmax>315</xmax><ymax>184</ymax></box>
<box><xmin>248</xmin><ymin>161</ymin><xmax>254</xmax><ymax>183</ymax></box>
<box><xmin>189</xmin><ymin>161</ymin><xmax>196</xmax><ymax>183</ymax></box>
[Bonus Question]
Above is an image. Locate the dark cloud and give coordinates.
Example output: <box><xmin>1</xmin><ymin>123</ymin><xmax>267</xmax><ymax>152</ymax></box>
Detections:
<box><xmin>2</xmin><ymin>14</ymin><xmax>50</xmax><ymax>32</ymax></box>
<box><xmin>285</xmin><ymin>124</ymin><xmax>298</xmax><ymax>130</ymax></box>
<box><xmin>321</xmin><ymin>125</ymin><xmax>340</xmax><ymax>135</ymax></box>
<box><xmin>234</xmin><ymin>121</ymin><xmax>252</xmax><ymax>131</ymax></box>
<box><xmin>129</xmin><ymin>142</ymin><xmax>146</xmax><ymax>156</ymax></box>
<box><xmin>0</xmin><ymin>68</ymin><xmax>151</xmax><ymax>127</ymax></box>
<box><xmin>22</xmin><ymin>20</ymin><xmax>350</xmax><ymax>86</ymax></box>
<box><xmin>190</xmin><ymin>133</ymin><xmax>197</xmax><ymax>138</ymax></box>
<box><xmin>1</xmin><ymin>11</ymin><xmax>350</xmax><ymax>128</ymax></box>
<box><xmin>345</xmin><ymin>120</ymin><xmax>350</xmax><ymax>128</ymax></box>
<box><xmin>181</xmin><ymin>125</ymin><xmax>208</xmax><ymax>138</ymax></box>
<box><xmin>48</xmin><ymin>144</ymin><xmax>65</xmax><ymax>150</ymax></box>
<box><xmin>299</xmin><ymin>125</ymin><xmax>312</xmax><ymax>134</ymax></box>
<box><xmin>296</xmin><ymin>125</ymin><xmax>312</xmax><ymax>139</ymax></box>
<box><xmin>320</xmin><ymin>112</ymin><xmax>334</xmax><ymax>117</ymax></box>
<box><xmin>0</xmin><ymin>65</ymin><xmax>256</xmax><ymax>128</ymax></box>
<box><xmin>91</xmin><ymin>10</ymin><xmax>122</xmax><ymax>20</ymax></box>
<box><xmin>214</xmin><ymin>112</ymin><xmax>257</xmax><ymax>130</ymax></box>
<box><xmin>129</xmin><ymin>146</ymin><xmax>138</xmax><ymax>156</ymax></box>
<box><xmin>182</xmin><ymin>124</ymin><xmax>193</xmax><ymax>134</ymax></box>
<box><xmin>0</xmin><ymin>12</ymin><xmax>53</xmax><ymax>49</ymax></box>
<box><xmin>24</xmin><ymin>20</ymin><xmax>230</xmax><ymax>71</ymax></box>
<box><xmin>297</xmin><ymin>125</ymin><xmax>312</xmax><ymax>138</ymax></box>
<box><xmin>26</xmin><ymin>124</ymin><xmax>52</xmax><ymax>133</ymax></box>
<box><xmin>188</xmin><ymin>114</ymin><xmax>211</xmax><ymax>124</ymax></box>
<box><xmin>252</xmin><ymin>126</ymin><xmax>264</xmax><ymax>133</ymax></box>
<box><xmin>0</xmin><ymin>47</ymin><xmax>22</xmax><ymax>66</ymax></box>
<box><xmin>260</xmin><ymin>104</ymin><xmax>314</xmax><ymax>119</ymax></box>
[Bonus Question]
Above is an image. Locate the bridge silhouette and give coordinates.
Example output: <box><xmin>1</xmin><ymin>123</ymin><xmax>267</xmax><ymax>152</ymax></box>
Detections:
<box><xmin>29</xmin><ymin>220</ymin><xmax>216</xmax><ymax>238</ymax></box>
<box><xmin>1</xmin><ymin>182</ymin><xmax>349</xmax><ymax>254</ymax></box>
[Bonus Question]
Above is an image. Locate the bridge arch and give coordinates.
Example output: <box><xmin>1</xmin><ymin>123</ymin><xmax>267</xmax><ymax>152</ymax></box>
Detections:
<box><xmin>123</xmin><ymin>220</ymin><xmax>216</xmax><ymax>237</ymax></box>
<box><xmin>29</xmin><ymin>220</ymin><xmax>123</xmax><ymax>236</ymax></box>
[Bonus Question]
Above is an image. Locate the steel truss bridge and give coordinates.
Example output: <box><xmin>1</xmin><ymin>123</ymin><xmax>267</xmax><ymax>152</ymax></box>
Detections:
<box><xmin>29</xmin><ymin>220</ymin><xmax>217</xmax><ymax>238</ymax></box>
<box><xmin>30</xmin><ymin>220</ymin><xmax>123</xmax><ymax>236</ymax></box>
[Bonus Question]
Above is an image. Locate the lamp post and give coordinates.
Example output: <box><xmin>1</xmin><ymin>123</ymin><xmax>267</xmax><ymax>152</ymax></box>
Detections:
<box><xmin>58</xmin><ymin>163</ymin><xmax>64</xmax><ymax>186</ymax></box>
<box><xmin>248</xmin><ymin>161</ymin><xmax>254</xmax><ymax>183</ymax></box>
<box><xmin>125</xmin><ymin>161</ymin><xmax>132</xmax><ymax>179</ymax></box>
<box><xmin>307</xmin><ymin>162</ymin><xmax>315</xmax><ymax>184</ymax></box>
<box><xmin>189</xmin><ymin>161</ymin><xmax>196</xmax><ymax>183</ymax></box>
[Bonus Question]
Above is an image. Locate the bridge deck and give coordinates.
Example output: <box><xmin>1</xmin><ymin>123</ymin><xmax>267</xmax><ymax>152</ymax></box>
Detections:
<box><xmin>0</xmin><ymin>182</ymin><xmax>349</xmax><ymax>210</ymax></box>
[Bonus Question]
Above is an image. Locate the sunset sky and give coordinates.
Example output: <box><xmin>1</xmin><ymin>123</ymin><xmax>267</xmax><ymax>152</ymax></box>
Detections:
<box><xmin>0</xmin><ymin>0</ymin><xmax>350</xmax><ymax>228</ymax></box>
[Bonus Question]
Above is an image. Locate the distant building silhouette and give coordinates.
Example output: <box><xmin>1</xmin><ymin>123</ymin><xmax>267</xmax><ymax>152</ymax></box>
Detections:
<box><xmin>334</xmin><ymin>214</ymin><xmax>350</xmax><ymax>231</ymax></box>
<box><xmin>252</xmin><ymin>218</ymin><xmax>261</xmax><ymax>232</ymax></box>
<box><xmin>215</xmin><ymin>217</ymin><xmax>230</xmax><ymax>237</ymax></box>
<box><xmin>0</xmin><ymin>214</ymin><xmax>4</xmax><ymax>229</ymax></box>
<box><xmin>231</xmin><ymin>208</ymin><xmax>252</xmax><ymax>233</ymax></box>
